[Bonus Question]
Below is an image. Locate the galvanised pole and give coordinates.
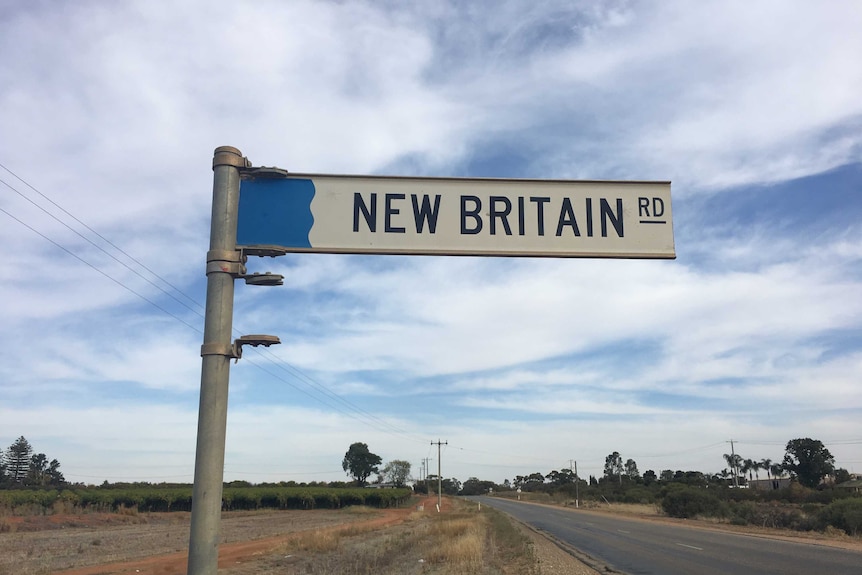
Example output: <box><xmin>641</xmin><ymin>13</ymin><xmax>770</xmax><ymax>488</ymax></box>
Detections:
<box><xmin>432</xmin><ymin>440</ymin><xmax>446</xmax><ymax>509</ymax></box>
<box><xmin>187</xmin><ymin>146</ymin><xmax>247</xmax><ymax>575</ymax></box>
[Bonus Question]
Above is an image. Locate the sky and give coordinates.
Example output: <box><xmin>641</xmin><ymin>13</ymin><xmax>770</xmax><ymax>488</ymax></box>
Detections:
<box><xmin>1</xmin><ymin>0</ymin><xmax>861</xmax><ymax>486</ymax></box>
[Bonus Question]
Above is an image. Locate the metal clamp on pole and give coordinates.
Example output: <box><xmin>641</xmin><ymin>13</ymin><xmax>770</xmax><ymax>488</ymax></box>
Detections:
<box><xmin>240</xmin><ymin>166</ymin><xmax>289</xmax><ymax>179</ymax></box>
<box><xmin>201</xmin><ymin>336</ymin><xmax>280</xmax><ymax>362</ymax></box>
<box><xmin>200</xmin><ymin>342</ymin><xmax>234</xmax><ymax>358</ymax></box>
<box><xmin>213</xmin><ymin>146</ymin><xmax>251</xmax><ymax>170</ymax></box>
<box><xmin>205</xmin><ymin>249</ymin><xmax>246</xmax><ymax>277</ymax></box>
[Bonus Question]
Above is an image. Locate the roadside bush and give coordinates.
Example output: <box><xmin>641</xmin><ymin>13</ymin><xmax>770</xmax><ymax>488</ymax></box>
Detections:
<box><xmin>727</xmin><ymin>501</ymin><xmax>808</xmax><ymax>530</ymax></box>
<box><xmin>622</xmin><ymin>487</ymin><xmax>656</xmax><ymax>505</ymax></box>
<box><xmin>661</xmin><ymin>486</ymin><xmax>725</xmax><ymax>519</ymax></box>
<box><xmin>817</xmin><ymin>498</ymin><xmax>862</xmax><ymax>535</ymax></box>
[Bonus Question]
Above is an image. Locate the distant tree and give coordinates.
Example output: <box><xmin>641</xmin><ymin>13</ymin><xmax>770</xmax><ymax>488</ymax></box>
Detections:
<box><xmin>22</xmin><ymin>452</ymin><xmax>64</xmax><ymax>488</ymax></box>
<box><xmin>643</xmin><ymin>470</ymin><xmax>657</xmax><ymax>486</ymax></box>
<box><xmin>761</xmin><ymin>458</ymin><xmax>773</xmax><ymax>482</ymax></box>
<box><xmin>783</xmin><ymin>438</ymin><xmax>835</xmax><ymax>488</ymax></box>
<box><xmin>680</xmin><ymin>471</ymin><xmax>708</xmax><ymax>487</ymax></box>
<box><xmin>751</xmin><ymin>459</ymin><xmax>762</xmax><ymax>481</ymax></box>
<box><xmin>381</xmin><ymin>460</ymin><xmax>411</xmax><ymax>487</ymax></box>
<box><xmin>524</xmin><ymin>472</ymin><xmax>545</xmax><ymax>486</ymax></box>
<box><xmin>770</xmin><ymin>461</ymin><xmax>784</xmax><ymax>479</ymax></box>
<box><xmin>460</xmin><ymin>477</ymin><xmax>497</xmax><ymax>496</ymax></box>
<box><xmin>624</xmin><ymin>459</ymin><xmax>640</xmax><ymax>480</ymax></box>
<box><xmin>723</xmin><ymin>453</ymin><xmax>742</xmax><ymax>486</ymax></box>
<box><xmin>444</xmin><ymin>477</ymin><xmax>461</xmax><ymax>495</ymax></box>
<box><xmin>341</xmin><ymin>442</ymin><xmax>382</xmax><ymax>486</ymax></box>
<box><xmin>741</xmin><ymin>459</ymin><xmax>755</xmax><ymax>484</ymax></box>
<box><xmin>604</xmin><ymin>452</ymin><xmax>623</xmax><ymax>484</ymax></box>
<box><xmin>660</xmin><ymin>469</ymin><xmax>674</xmax><ymax>482</ymax></box>
<box><xmin>428</xmin><ymin>475</ymin><xmax>461</xmax><ymax>495</ymax></box>
<box><xmin>28</xmin><ymin>453</ymin><xmax>49</xmax><ymax>486</ymax></box>
<box><xmin>5</xmin><ymin>436</ymin><xmax>33</xmax><ymax>484</ymax></box>
<box><xmin>834</xmin><ymin>468</ymin><xmax>852</xmax><ymax>484</ymax></box>
<box><xmin>548</xmin><ymin>468</ymin><xmax>575</xmax><ymax>486</ymax></box>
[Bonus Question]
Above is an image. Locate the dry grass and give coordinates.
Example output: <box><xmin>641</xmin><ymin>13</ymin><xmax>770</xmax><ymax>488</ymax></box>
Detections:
<box><xmin>424</xmin><ymin>513</ymin><xmax>486</xmax><ymax>572</ymax></box>
<box><xmin>241</xmin><ymin>499</ymin><xmax>538</xmax><ymax>575</ymax></box>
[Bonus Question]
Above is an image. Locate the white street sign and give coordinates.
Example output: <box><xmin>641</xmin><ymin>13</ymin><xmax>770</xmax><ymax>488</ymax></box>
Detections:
<box><xmin>238</xmin><ymin>174</ymin><xmax>674</xmax><ymax>259</ymax></box>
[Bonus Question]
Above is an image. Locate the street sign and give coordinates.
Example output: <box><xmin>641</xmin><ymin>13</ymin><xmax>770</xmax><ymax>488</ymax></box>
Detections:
<box><xmin>237</xmin><ymin>174</ymin><xmax>674</xmax><ymax>259</ymax></box>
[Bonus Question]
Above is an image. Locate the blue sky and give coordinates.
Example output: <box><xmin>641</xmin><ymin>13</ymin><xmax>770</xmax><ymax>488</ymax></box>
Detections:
<box><xmin>1</xmin><ymin>1</ymin><xmax>861</xmax><ymax>485</ymax></box>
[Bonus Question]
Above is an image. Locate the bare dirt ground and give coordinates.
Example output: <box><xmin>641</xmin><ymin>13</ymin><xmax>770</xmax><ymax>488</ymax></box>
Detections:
<box><xmin>0</xmin><ymin>496</ymin><xmax>597</xmax><ymax>575</ymax></box>
<box><xmin>7</xmin><ymin>497</ymin><xmax>858</xmax><ymax>575</ymax></box>
<box><xmin>1</xmin><ymin>506</ymin><xmax>384</xmax><ymax>575</ymax></box>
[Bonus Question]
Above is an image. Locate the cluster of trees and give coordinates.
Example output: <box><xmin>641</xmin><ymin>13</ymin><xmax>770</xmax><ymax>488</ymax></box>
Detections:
<box><xmin>0</xmin><ymin>436</ymin><xmax>65</xmax><ymax>488</ymax></box>
<box><xmin>460</xmin><ymin>438</ymin><xmax>854</xmax><ymax>502</ymax></box>
<box><xmin>341</xmin><ymin>442</ymin><xmax>411</xmax><ymax>487</ymax></box>
<box><xmin>723</xmin><ymin>438</ymin><xmax>847</xmax><ymax>489</ymax></box>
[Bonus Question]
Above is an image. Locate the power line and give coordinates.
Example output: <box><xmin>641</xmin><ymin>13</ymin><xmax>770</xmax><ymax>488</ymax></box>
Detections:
<box><xmin>0</xmin><ymin>204</ymin><xmax>202</xmax><ymax>333</ymax></box>
<box><xmin>0</xmin><ymin>164</ymin><xmax>429</xmax><ymax>446</ymax></box>
<box><xmin>0</xmin><ymin>174</ymin><xmax>205</xmax><ymax>317</ymax></box>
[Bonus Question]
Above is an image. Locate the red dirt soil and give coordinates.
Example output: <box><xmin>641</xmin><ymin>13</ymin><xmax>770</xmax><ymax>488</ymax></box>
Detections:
<box><xmin>54</xmin><ymin>496</ymin><xmax>445</xmax><ymax>575</ymax></box>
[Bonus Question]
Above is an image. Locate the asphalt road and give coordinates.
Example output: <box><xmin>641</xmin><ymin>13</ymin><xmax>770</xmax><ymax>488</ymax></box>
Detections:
<box><xmin>470</xmin><ymin>496</ymin><xmax>862</xmax><ymax>575</ymax></box>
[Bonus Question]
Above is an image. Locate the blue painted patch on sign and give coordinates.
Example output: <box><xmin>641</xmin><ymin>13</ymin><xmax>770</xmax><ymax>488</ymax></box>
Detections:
<box><xmin>237</xmin><ymin>178</ymin><xmax>315</xmax><ymax>248</ymax></box>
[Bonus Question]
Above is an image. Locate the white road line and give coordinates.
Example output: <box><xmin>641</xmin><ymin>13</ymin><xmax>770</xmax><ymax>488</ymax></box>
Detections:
<box><xmin>617</xmin><ymin>529</ymin><xmax>630</xmax><ymax>534</ymax></box>
<box><xmin>676</xmin><ymin>543</ymin><xmax>703</xmax><ymax>551</ymax></box>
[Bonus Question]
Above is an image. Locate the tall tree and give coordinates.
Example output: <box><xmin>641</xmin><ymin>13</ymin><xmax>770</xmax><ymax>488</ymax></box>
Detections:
<box><xmin>624</xmin><ymin>458</ymin><xmax>640</xmax><ymax>480</ymax></box>
<box><xmin>28</xmin><ymin>452</ymin><xmax>49</xmax><ymax>486</ymax></box>
<box><xmin>5</xmin><ymin>436</ymin><xmax>32</xmax><ymax>484</ymax></box>
<box><xmin>604</xmin><ymin>452</ymin><xmax>623</xmax><ymax>484</ymax></box>
<box><xmin>723</xmin><ymin>453</ymin><xmax>742</xmax><ymax>486</ymax></box>
<box><xmin>380</xmin><ymin>460</ymin><xmax>411</xmax><ymax>487</ymax></box>
<box><xmin>741</xmin><ymin>459</ymin><xmax>754</xmax><ymax>483</ymax></box>
<box><xmin>47</xmin><ymin>458</ymin><xmax>65</xmax><ymax>486</ymax></box>
<box><xmin>770</xmin><ymin>462</ymin><xmax>784</xmax><ymax>480</ymax></box>
<box><xmin>341</xmin><ymin>442</ymin><xmax>382</xmax><ymax>486</ymax></box>
<box><xmin>783</xmin><ymin>438</ymin><xmax>834</xmax><ymax>488</ymax></box>
<box><xmin>547</xmin><ymin>468</ymin><xmax>575</xmax><ymax>486</ymax></box>
<box><xmin>760</xmin><ymin>458</ymin><xmax>773</xmax><ymax>481</ymax></box>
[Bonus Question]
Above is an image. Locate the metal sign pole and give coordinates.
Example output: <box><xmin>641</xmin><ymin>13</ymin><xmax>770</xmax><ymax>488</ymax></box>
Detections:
<box><xmin>187</xmin><ymin>146</ymin><xmax>246</xmax><ymax>575</ymax></box>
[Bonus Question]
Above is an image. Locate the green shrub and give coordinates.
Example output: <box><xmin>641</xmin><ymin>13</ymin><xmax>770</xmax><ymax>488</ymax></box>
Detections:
<box><xmin>622</xmin><ymin>487</ymin><xmax>656</xmax><ymax>504</ymax></box>
<box><xmin>661</xmin><ymin>486</ymin><xmax>725</xmax><ymax>518</ymax></box>
<box><xmin>818</xmin><ymin>498</ymin><xmax>862</xmax><ymax>535</ymax></box>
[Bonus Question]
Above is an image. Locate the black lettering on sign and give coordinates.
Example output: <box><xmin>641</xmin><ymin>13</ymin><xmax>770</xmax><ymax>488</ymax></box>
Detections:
<box><xmin>412</xmin><ymin>194</ymin><xmax>441</xmax><ymax>233</ymax></box>
<box><xmin>353</xmin><ymin>192</ymin><xmax>377</xmax><ymax>232</ymax></box>
<box><xmin>601</xmin><ymin>198</ymin><xmax>624</xmax><ymax>237</ymax></box>
<box><xmin>556</xmin><ymin>197</ymin><xmax>581</xmax><ymax>237</ymax></box>
<box><xmin>638</xmin><ymin>196</ymin><xmax>667</xmax><ymax>224</ymax></box>
<box><xmin>385</xmin><ymin>193</ymin><xmax>406</xmax><ymax>233</ymax></box>
<box><xmin>517</xmin><ymin>197</ymin><xmax>526</xmax><ymax>236</ymax></box>
<box><xmin>461</xmin><ymin>195</ymin><xmax>482</xmax><ymax>234</ymax></box>
<box><xmin>638</xmin><ymin>197</ymin><xmax>650</xmax><ymax>217</ymax></box>
<box><xmin>490</xmin><ymin>196</ymin><xmax>513</xmax><ymax>235</ymax></box>
<box><xmin>530</xmin><ymin>197</ymin><xmax>550</xmax><ymax>236</ymax></box>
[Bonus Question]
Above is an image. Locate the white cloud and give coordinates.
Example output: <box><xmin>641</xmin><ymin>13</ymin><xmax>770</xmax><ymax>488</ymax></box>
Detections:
<box><xmin>1</xmin><ymin>0</ymin><xmax>860</xmax><ymax>484</ymax></box>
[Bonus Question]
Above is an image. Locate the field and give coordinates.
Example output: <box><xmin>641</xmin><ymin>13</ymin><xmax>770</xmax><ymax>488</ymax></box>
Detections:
<box><xmin>10</xmin><ymin>490</ymin><xmax>862</xmax><ymax>575</ymax></box>
<box><xmin>0</xmin><ymin>495</ymin><xmax>596</xmax><ymax>575</ymax></box>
